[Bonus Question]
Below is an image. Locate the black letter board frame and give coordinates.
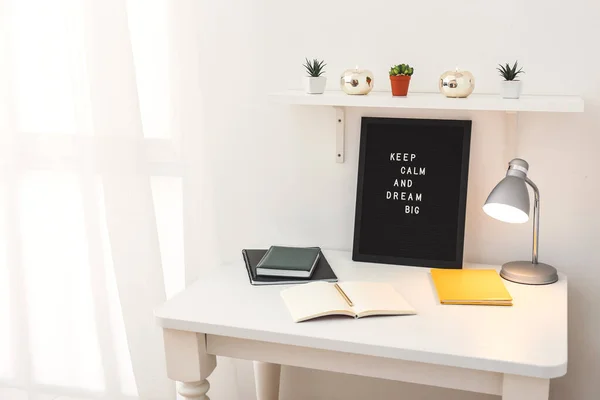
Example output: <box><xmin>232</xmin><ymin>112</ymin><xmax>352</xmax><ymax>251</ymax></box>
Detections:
<box><xmin>353</xmin><ymin>117</ymin><xmax>471</xmax><ymax>269</ymax></box>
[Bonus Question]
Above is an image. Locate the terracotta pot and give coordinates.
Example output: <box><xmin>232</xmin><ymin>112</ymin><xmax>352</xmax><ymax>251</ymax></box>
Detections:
<box><xmin>390</xmin><ymin>75</ymin><xmax>411</xmax><ymax>96</ymax></box>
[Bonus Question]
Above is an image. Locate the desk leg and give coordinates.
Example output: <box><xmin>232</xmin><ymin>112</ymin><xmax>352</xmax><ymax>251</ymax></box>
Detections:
<box><xmin>163</xmin><ymin>329</ymin><xmax>217</xmax><ymax>400</ymax></box>
<box><xmin>177</xmin><ymin>381</ymin><xmax>211</xmax><ymax>399</ymax></box>
<box><xmin>254</xmin><ymin>361</ymin><xmax>281</xmax><ymax>400</ymax></box>
<box><xmin>502</xmin><ymin>374</ymin><xmax>550</xmax><ymax>400</ymax></box>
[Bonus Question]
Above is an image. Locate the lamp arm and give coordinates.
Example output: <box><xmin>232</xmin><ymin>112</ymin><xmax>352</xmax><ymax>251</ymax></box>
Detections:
<box><xmin>525</xmin><ymin>177</ymin><xmax>540</xmax><ymax>264</ymax></box>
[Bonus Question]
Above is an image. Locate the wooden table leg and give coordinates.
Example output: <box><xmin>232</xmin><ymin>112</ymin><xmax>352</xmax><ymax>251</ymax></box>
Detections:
<box><xmin>163</xmin><ymin>329</ymin><xmax>217</xmax><ymax>400</ymax></box>
<box><xmin>502</xmin><ymin>374</ymin><xmax>550</xmax><ymax>400</ymax></box>
<box><xmin>254</xmin><ymin>361</ymin><xmax>281</xmax><ymax>400</ymax></box>
<box><xmin>177</xmin><ymin>381</ymin><xmax>211</xmax><ymax>399</ymax></box>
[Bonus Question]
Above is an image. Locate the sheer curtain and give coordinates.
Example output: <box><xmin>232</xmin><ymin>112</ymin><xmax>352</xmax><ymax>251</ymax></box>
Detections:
<box><xmin>0</xmin><ymin>1</ymin><xmax>210</xmax><ymax>399</ymax></box>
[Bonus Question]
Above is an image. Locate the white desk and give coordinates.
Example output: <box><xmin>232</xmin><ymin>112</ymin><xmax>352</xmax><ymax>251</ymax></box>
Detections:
<box><xmin>155</xmin><ymin>250</ymin><xmax>567</xmax><ymax>400</ymax></box>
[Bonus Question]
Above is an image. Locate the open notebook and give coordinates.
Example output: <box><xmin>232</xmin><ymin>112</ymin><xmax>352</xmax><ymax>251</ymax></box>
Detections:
<box><xmin>281</xmin><ymin>281</ymin><xmax>416</xmax><ymax>322</ymax></box>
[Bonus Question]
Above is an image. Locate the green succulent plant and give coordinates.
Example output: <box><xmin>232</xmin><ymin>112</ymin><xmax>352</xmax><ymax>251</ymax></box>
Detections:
<box><xmin>497</xmin><ymin>61</ymin><xmax>524</xmax><ymax>81</ymax></box>
<box><xmin>303</xmin><ymin>58</ymin><xmax>326</xmax><ymax>77</ymax></box>
<box><xmin>389</xmin><ymin>64</ymin><xmax>414</xmax><ymax>77</ymax></box>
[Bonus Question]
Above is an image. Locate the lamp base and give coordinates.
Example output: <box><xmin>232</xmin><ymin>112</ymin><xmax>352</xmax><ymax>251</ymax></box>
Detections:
<box><xmin>500</xmin><ymin>261</ymin><xmax>558</xmax><ymax>285</ymax></box>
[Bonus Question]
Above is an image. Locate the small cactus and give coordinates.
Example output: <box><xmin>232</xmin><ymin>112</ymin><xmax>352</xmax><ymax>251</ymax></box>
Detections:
<box><xmin>497</xmin><ymin>61</ymin><xmax>524</xmax><ymax>81</ymax></box>
<box><xmin>389</xmin><ymin>63</ymin><xmax>414</xmax><ymax>77</ymax></box>
<box><xmin>303</xmin><ymin>58</ymin><xmax>326</xmax><ymax>77</ymax></box>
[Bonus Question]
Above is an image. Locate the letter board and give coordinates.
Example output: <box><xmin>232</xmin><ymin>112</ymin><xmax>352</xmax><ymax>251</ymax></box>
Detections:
<box><xmin>353</xmin><ymin>117</ymin><xmax>471</xmax><ymax>269</ymax></box>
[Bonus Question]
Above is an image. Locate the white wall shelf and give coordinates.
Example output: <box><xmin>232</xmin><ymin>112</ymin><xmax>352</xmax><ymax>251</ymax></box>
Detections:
<box><xmin>269</xmin><ymin>90</ymin><xmax>585</xmax><ymax>163</ymax></box>
<box><xmin>270</xmin><ymin>91</ymin><xmax>584</xmax><ymax>113</ymax></box>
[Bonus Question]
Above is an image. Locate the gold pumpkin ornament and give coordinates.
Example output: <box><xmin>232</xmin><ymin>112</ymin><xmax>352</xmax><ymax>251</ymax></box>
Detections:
<box><xmin>439</xmin><ymin>68</ymin><xmax>475</xmax><ymax>98</ymax></box>
<box><xmin>340</xmin><ymin>67</ymin><xmax>374</xmax><ymax>95</ymax></box>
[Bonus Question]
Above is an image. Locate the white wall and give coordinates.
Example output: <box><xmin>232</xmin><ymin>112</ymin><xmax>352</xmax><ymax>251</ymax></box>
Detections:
<box><xmin>194</xmin><ymin>0</ymin><xmax>600</xmax><ymax>398</ymax></box>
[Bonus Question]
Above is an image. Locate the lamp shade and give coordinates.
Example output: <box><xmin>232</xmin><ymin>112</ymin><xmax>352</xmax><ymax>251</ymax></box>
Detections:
<box><xmin>483</xmin><ymin>176</ymin><xmax>530</xmax><ymax>223</ymax></box>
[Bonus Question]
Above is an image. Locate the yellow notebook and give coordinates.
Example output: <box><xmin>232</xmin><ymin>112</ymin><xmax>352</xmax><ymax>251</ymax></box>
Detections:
<box><xmin>431</xmin><ymin>269</ymin><xmax>513</xmax><ymax>306</ymax></box>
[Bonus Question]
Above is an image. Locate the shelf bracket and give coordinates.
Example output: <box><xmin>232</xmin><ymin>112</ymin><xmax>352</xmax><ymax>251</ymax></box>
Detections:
<box><xmin>505</xmin><ymin>111</ymin><xmax>519</xmax><ymax>160</ymax></box>
<box><xmin>335</xmin><ymin>106</ymin><xmax>345</xmax><ymax>163</ymax></box>
<box><xmin>331</xmin><ymin>108</ymin><xmax>519</xmax><ymax>164</ymax></box>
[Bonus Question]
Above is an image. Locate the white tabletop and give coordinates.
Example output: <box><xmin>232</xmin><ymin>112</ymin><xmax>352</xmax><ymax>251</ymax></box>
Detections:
<box><xmin>155</xmin><ymin>250</ymin><xmax>567</xmax><ymax>379</ymax></box>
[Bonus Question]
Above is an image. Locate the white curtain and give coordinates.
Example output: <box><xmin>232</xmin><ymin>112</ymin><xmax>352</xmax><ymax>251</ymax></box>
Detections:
<box><xmin>0</xmin><ymin>1</ymin><xmax>213</xmax><ymax>399</ymax></box>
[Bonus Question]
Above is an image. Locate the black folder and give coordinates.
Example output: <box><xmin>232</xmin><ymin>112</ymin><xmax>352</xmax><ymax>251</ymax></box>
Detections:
<box><xmin>242</xmin><ymin>249</ymin><xmax>337</xmax><ymax>286</ymax></box>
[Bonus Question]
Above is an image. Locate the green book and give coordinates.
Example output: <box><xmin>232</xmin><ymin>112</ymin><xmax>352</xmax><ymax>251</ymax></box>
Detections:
<box><xmin>256</xmin><ymin>246</ymin><xmax>321</xmax><ymax>278</ymax></box>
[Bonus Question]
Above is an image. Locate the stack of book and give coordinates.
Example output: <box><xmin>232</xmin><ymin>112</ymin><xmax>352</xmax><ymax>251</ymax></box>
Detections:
<box><xmin>242</xmin><ymin>246</ymin><xmax>337</xmax><ymax>286</ymax></box>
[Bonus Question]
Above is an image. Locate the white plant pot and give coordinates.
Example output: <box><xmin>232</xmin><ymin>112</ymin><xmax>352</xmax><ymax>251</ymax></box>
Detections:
<box><xmin>304</xmin><ymin>76</ymin><xmax>327</xmax><ymax>94</ymax></box>
<box><xmin>501</xmin><ymin>80</ymin><xmax>522</xmax><ymax>99</ymax></box>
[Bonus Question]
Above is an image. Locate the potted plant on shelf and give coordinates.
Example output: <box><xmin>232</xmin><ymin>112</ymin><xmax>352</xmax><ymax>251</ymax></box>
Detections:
<box><xmin>498</xmin><ymin>61</ymin><xmax>524</xmax><ymax>99</ymax></box>
<box><xmin>389</xmin><ymin>64</ymin><xmax>414</xmax><ymax>96</ymax></box>
<box><xmin>303</xmin><ymin>58</ymin><xmax>327</xmax><ymax>94</ymax></box>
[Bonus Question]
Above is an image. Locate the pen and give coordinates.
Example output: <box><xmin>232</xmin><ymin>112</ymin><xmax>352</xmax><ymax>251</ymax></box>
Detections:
<box><xmin>334</xmin><ymin>283</ymin><xmax>354</xmax><ymax>307</ymax></box>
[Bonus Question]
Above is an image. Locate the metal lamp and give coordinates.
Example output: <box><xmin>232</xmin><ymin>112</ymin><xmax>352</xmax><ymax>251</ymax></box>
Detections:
<box><xmin>483</xmin><ymin>158</ymin><xmax>558</xmax><ymax>285</ymax></box>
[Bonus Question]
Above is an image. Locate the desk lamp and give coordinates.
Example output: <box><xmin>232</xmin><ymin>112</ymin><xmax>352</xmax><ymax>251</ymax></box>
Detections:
<box><xmin>483</xmin><ymin>158</ymin><xmax>558</xmax><ymax>285</ymax></box>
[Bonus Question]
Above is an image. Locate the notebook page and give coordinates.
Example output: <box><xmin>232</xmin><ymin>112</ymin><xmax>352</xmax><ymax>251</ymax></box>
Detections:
<box><xmin>339</xmin><ymin>282</ymin><xmax>416</xmax><ymax>318</ymax></box>
<box><xmin>281</xmin><ymin>282</ymin><xmax>354</xmax><ymax>322</ymax></box>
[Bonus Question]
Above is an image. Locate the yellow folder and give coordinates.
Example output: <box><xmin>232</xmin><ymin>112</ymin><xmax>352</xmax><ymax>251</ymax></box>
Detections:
<box><xmin>431</xmin><ymin>269</ymin><xmax>513</xmax><ymax>306</ymax></box>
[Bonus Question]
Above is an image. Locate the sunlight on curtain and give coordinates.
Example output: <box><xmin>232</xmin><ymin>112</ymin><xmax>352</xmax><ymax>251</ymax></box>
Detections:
<box><xmin>151</xmin><ymin>177</ymin><xmax>185</xmax><ymax>300</ymax></box>
<box><xmin>96</xmin><ymin>180</ymin><xmax>140</xmax><ymax>398</ymax></box>
<box><xmin>127</xmin><ymin>0</ymin><xmax>171</xmax><ymax>140</ymax></box>
<box><xmin>19</xmin><ymin>172</ymin><xmax>104</xmax><ymax>391</ymax></box>
<box><xmin>0</xmin><ymin>186</ymin><xmax>11</xmax><ymax>380</ymax></box>
<box><xmin>11</xmin><ymin>0</ymin><xmax>78</xmax><ymax>135</ymax></box>
<box><xmin>0</xmin><ymin>0</ymin><xmax>186</xmax><ymax>398</ymax></box>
